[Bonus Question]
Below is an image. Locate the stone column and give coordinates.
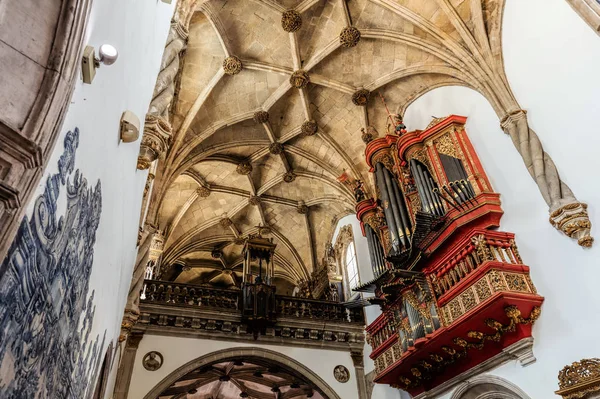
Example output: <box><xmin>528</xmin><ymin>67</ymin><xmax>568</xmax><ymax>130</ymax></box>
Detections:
<box><xmin>113</xmin><ymin>332</ymin><xmax>144</xmax><ymax>399</ymax></box>
<box><xmin>119</xmin><ymin>227</ymin><xmax>162</xmax><ymax>342</ymax></box>
<box><xmin>501</xmin><ymin>110</ymin><xmax>593</xmax><ymax>247</ymax></box>
<box><xmin>352</xmin><ymin>350</ymin><xmax>368</xmax><ymax>399</ymax></box>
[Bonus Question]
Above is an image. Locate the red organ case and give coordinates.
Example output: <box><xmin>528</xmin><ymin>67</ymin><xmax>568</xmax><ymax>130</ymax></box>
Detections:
<box><xmin>353</xmin><ymin>115</ymin><xmax>544</xmax><ymax>396</ymax></box>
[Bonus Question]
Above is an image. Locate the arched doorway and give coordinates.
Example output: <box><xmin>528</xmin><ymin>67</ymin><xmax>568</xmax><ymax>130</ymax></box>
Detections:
<box><xmin>143</xmin><ymin>347</ymin><xmax>342</xmax><ymax>399</ymax></box>
<box><xmin>450</xmin><ymin>375</ymin><xmax>532</xmax><ymax>399</ymax></box>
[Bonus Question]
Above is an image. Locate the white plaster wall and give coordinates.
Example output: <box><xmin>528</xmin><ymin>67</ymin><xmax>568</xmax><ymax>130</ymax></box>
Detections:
<box><xmin>128</xmin><ymin>335</ymin><xmax>360</xmax><ymax>399</ymax></box>
<box><xmin>332</xmin><ymin>216</ymin><xmax>406</xmax><ymax>399</ymax></box>
<box><xmin>24</xmin><ymin>0</ymin><xmax>176</xmax><ymax>396</ymax></box>
<box><xmin>400</xmin><ymin>0</ymin><xmax>600</xmax><ymax>397</ymax></box>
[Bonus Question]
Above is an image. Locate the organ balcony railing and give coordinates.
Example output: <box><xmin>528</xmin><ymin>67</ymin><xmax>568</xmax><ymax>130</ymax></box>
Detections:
<box><xmin>141</xmin><ymin>280</ymin><xmax>365</xmax><ymax>324</ymax></box>
<box><xmin>353</xmin><ymin>115</ymin><xmax>544</xmax><ymax>396</ymax></box>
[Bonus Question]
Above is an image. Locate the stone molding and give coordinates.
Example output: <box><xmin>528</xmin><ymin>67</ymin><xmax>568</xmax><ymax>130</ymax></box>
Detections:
<box><xmin>449</xmin><ymin>375</ymin><xmax>532</xmax><ymax>399</ymax></box>
<box><xmin>135</xmin><ymin>302</ymin><xmax>365</xmax><ymax>352</ymax></box>
<box><xmin>565</xmin><ymin>0</ymin><xmax>600</xmax><ymax>34</ymax></box>
<box><xmin>414</xmin><ymin>337</ymin><xmax>536</xmax><ymax>399</ymax></box>
<box><xmin>0</xmin><ymin>0</ymin><xmax>93</xmax><ymax>263</ymax></box>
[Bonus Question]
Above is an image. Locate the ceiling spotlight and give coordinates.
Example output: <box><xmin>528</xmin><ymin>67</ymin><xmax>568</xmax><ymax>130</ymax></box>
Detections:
<box><xmin>253</xmin><ymin>371</ymin><xmax>263</xmax><ymax>378</ymax></box>
<box><xmin>219</xmin><ymin>375</ymin><xmax>231</xmax><ymax>382</ymax></box>
<box><xmin>98</xmin><ymin>44</ymin><xmax>119</xmax><ymax>65</ymax></box>
<box><xmin>271</xmin><ymin>386</ymin><xmax>280</xmax><ymax>393</ymax></box>
<box><xmin>290</xmin><ymin>382</ymin><xmax>300</xmax><ymax>389</ymax></box>
<box><xmin>233</xmin><ymin>360</ymin><xmax>244</xmax><ymax>366</ymax></box>
<box><xmin>188</xmin><ymin>388</ymin><xmax>198</xmax><ymax>394</ymax></box>
<box><xmin>240</xmin><ymin>392</ymin><xmax>249</xmax><ymax>398</ymax></box>
<box><xmin>82</xmin><ymin>44</ymin><xmax>119</xmax><ymax>84</ymax></box>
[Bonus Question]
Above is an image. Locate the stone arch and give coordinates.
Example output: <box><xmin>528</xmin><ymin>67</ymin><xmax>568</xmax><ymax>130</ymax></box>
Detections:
<box><xmin>0</xmin><ymin>0</ymin><xmax>93</xmax><ymax>262</ymax></box>
<box><xmin>142</xmin><ymin>347</ymin><xmax>343</xmax><ymax>399</ymax></box>
<box><xmin>450</xmin><ymin>375</ymin><xmax>532</xmax><ymax>399</ymax></box>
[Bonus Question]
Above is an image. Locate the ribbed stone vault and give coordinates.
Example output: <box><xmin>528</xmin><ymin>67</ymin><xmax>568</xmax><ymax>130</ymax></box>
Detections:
<box><xmin>144</xmin><ymin>0</ymin><xmax>591</xmax><ymax>292</ymax></box>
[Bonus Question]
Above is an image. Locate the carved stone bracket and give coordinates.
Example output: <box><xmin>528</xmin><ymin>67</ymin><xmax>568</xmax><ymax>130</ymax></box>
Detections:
<box><xmin>550</xmin><ymin>202</ymin><xmax>594</xmax><ymax>247</ymax></box>
<box><xmin>137</xmin><ymin>115</ymin><xmax>172</xmax><ymax>170</ymax></box>
<box><xmin>500</xmin><ymin>110</ymin><xmax>594</xmax><ymax>247</ymax></box>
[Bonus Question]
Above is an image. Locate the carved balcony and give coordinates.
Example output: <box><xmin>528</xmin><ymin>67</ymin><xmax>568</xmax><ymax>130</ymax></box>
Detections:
<box><xmin>136</xmin><ymin>280</ymin><xmax>365</xmax><ymax>351</ymax></box>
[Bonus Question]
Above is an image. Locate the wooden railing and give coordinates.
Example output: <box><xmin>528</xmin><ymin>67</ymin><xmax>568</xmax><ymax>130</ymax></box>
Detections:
<box><xmin>141</xmin><ymin>280</ymin><xmax>364</xmax><ymax>324</ymax></box>
<box><xmin>142</xmin><ymin>280</ymin><xmax>239</xmax><ymax>310</ymax></box>
<box><xmin>276</xmin><ymin>295</ymin><xmax>364</xmax><ymax>323</ymax></box>
<box><xmin>429</xmin><ymin>233</ymin><xmax>522</xmax><ymax>297</ymax></box>
<box><xmin>366</xmin><ymin>312</ymin><xmax>396</xmax><ymax>353</ymax></box>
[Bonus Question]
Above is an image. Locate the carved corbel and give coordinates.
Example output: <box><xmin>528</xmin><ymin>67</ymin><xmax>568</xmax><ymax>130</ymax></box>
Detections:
<box><xmin>501</xmin><ymin>110</ymin><xmax>593</xmax><ymax>247</ymax></box>
<box><xmin>137</xmin><ymin>115</ymin><xmax>172</xmax><ymax>170</ymax></box>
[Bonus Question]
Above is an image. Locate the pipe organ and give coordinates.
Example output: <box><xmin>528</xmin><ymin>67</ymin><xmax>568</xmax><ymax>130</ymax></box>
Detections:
<box><xmin>354</xmin><ymin>116</ymin><xmax>544</xmax><ymax>396</ymax></box>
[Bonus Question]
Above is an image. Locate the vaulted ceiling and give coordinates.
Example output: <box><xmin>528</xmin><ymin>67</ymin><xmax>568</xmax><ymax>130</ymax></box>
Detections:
<box><xmin>149</xmin><ymin>0</ymin><xmax>508</xmax><ymax>290</ymax></box>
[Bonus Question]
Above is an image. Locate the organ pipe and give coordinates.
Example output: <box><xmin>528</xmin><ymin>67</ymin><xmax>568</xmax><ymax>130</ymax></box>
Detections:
<box><xmin>375</xmin><ymin>163</ymin><xmax>401</xmax><ymax>251</ymax></box>
<box><xmin>382</xmin><ymin>166</ymin><xmax>408</xmax><ymax>247</ymax></box>
<box><xmin>366</xmin><ymin>225</ymin><xmax>386</xmax><ymax>277</ymax></box>
<box><xmin>390</xmin><ymin>171</ymin><xmax>413</xmax><ymax>241</ymax></box>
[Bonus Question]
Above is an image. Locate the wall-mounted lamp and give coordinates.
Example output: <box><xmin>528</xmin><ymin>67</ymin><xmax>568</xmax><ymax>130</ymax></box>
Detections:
<box><xmin>82</xmin><ymin>44</ymin><xmax>119</xmax><ymax>84</ymax></box>
<box><xmin>120</xmin><ymin>111</ymin><xmax>140</xmax><ymax>143</ymax></box>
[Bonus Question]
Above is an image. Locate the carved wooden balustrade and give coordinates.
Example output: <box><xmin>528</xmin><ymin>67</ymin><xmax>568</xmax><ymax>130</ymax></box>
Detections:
<box><xmin>276</xmin><ymin>295</ymin><xmax>365</xmax><ymax>323</ymax></box>
<box><xmin>136</xmin><ymin>280</ymin><xmax>366</xmax><ymax>351</ymax></box>
<box><xmin>143</xmin><ymin>280</ymin><xmax>239</xmax><ymax>310</ymax></box>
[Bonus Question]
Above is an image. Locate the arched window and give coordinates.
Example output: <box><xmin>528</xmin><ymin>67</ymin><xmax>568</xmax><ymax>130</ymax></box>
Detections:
<box><xmin>346</xmin><ymin>241</ymin><xmax>360</xmax><ymax>289</ymax></box>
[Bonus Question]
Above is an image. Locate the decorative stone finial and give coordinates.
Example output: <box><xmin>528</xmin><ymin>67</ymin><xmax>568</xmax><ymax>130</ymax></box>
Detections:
<box><xmin>254</xmin><ymin>110</ymin><xmax>270</xmax><ymax>124</ymax></box>
<box><xmin>340</xmin><ymin>27</ymin><xmax>361</xmax><ymax>48</ymax></box>
<box><xmin>283</xmin><ymin>171</ymin><xmax>297</xmax><ymax>183</ymax></box>
<box><xmin>137</xmin><ymin>115</ymin><xmax>172</xmax><ymax>170</ymax></box>
<box><xmin>236</xmin><ymin>161</ymin><xmax>253</xmax><ymax>175</ymax></box>
<box><xmin>549</xmin><ymin>202</ymin><xmax>594</xmax><ymax>247</ymax></box>
<box><xmin>196</xmin><ymin>186</ymin><xmax>211</xmax><ymax>198</ymax></box>
<box><xmin>281</xmin><ymin>10</ymin><xmax>302</xmax><ymax>32</ymax></box>
<box><xmin>290</xmin><ymin>70</ymin><xmax>310</xmax><ymax>89</ymax></box>
<box><xmin>352</xmin><ymin>89</ymin><xmax>370</xmax><ymax>106</ymax></box>
<box><xmin>269</xmin><ymin>143</ymin><xmax>283</xmax><ymax>155</ymax></box>
<box><xmin>301</xmin><ymin>120</ymin><xmax>318</xmax><ymax>137</ymax></box>
<box><xmin>220</xmin><ymin>218</ymin><xmax>233</xmax><ymax>229</ymax></box>
<box><xmin>249</xmin><ymin>195</ymin><xmax>262</xmax><ymax>206</ymax></box>
<box><xmin>223</xmin><ymin>56</ymin><xmax>242</xmax><ymax>75</ymax></box>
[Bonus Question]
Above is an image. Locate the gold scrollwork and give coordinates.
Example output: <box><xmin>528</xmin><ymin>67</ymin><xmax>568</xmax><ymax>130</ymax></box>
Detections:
<box><xmin>556</xmin><ymin>358</ymin><xmax>600</xmax><ymax>399</ymax></box>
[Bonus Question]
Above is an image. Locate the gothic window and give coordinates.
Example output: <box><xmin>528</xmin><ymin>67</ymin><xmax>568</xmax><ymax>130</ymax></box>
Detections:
<box><xmin>346</xmin><ymin>242</ymin><xmax>360</xmax><ymax>289</ymax></box>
